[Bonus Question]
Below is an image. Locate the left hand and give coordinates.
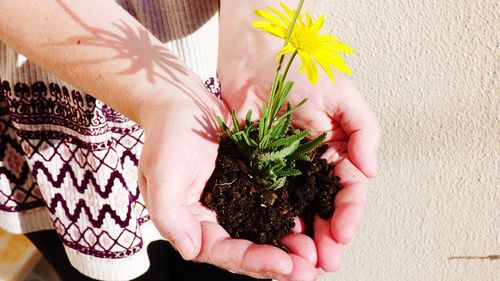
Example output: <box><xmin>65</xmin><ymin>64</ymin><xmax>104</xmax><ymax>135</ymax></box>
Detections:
<box><xmin>138</xmin><ymin>84</ymin><xmax>295</xmax><ymax>280</ymax></box>
<box><xmin>218</xmin><ymin>51</ymin><xmax>381</xmax><ymax>280</ymax></box>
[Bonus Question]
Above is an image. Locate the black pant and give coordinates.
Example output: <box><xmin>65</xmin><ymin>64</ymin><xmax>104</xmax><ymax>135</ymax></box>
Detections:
<box><xmin>27</xmin><ymin>230</ymin><xmax>268</xmax><ymax>281</ymax></box>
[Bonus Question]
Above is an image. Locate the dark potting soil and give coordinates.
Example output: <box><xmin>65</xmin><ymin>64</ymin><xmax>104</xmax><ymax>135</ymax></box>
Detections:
<box><xmin>201</xmin><ymin>138</ymin><xmax>341</xmax><ymax>248</ymax></box>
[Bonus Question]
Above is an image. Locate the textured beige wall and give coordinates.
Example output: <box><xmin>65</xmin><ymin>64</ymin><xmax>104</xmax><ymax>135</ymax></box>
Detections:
<box><xmin>317</xmin><ymin>1</ymin><xmax>499</xmax><ymax>280</ymax></box>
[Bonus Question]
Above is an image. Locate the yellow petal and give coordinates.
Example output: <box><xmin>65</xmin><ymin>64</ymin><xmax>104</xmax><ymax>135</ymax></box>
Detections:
<box><xmin>332</xmin><ymin>61</ymin><xmax>352</xmax><ymax>75</ymax></box>
<box><xmin>310</xmin><ymin>15</ymin><xmax>325</xmax><ymax>33</ymax></box>
<box><xmin>252</xmin><ymin>20</ymin><xmax>287</xmax><ymax>38</ymax></box>
<box><xmin>323</xmin><ymin>42</ymin><xmax>355</xmax><ymax>54</ymax></box>
<box><xmin>298</xmin><ymin>50</ymin><xmax>319</xmax><ymax>84</ymax></box>
<box><xmin>276</xmin><ymin>44</ymin><xmax>297</xmax><ymax>61</ymax></box>
<box><xmin>314</xmin><ymin>56</ymin><xmax>335</xmax><ymax>84</ymax></box>
<box><xmin>315</xmin><ymin>51</ymin><xmax>352</xmax><ymax>75</ymax></box>
<box><xmin>306</xmin><ymin>13</ymin><xmax>313</xmax><ymax>26</ymax></box>
<box><xmin>280</xmin><ymin>3</ymin><xmax>295</xmax><ymax>18</ymax></box>
<box><xmin>255</xmin><ymin>10</ymin><xmax>285</xmax><ymax>27</ymax></box>
<box><xmin>252</xmin><ymin>20</ymin><xmax>271</xmax><ymax>28</ymax></box>
<box><xmin>264</xmin><ymin>27</ymin><xmax>287</xmax><ymax>38</ymax></box>
<box><xmin>267</xmin><ymin>6</ymin><xmax>291</xmax><ymax>26</ymax></box>
<box><xmin>319</xmin><ymin>34</ymin><xmax>340</xmax><ymax>43</ymax></box>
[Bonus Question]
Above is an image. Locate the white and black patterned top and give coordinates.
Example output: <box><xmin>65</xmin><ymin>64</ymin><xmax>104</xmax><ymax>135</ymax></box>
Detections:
<box><xmin>0</xmin><ymin>1</ymin><xmax>219</xmax><ymax>280</ymax></box>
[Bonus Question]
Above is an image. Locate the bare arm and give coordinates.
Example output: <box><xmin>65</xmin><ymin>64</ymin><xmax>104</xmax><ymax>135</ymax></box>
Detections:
<box><xmin>0</xmin><ymin>0</ymin><xmax>205</xmax><ymax>123</ymax></box>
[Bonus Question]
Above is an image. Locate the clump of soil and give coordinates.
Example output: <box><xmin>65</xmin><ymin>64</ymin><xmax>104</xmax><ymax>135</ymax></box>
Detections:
<box><xmin>201</xmin><ymin>138</ymin><xmax>340</xmax><ymax>248</ymax></box>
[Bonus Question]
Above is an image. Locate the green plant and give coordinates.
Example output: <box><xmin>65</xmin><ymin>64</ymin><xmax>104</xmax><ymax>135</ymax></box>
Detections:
<box><xmin>217</xmin><ymin>0</ymin><xmax>353</xmax><ymax>189</ymax></box>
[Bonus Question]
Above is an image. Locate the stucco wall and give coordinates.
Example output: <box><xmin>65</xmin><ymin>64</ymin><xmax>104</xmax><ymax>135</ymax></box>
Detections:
<box><xmin>318</xmin><ymin>1</ymin><xmax>499</xmax><ymax>280</ymax></box>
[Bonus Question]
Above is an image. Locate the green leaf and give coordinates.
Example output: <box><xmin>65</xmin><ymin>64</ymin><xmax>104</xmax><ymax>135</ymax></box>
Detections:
<box><xmin>259</xmin><ymin>140</ymin><xmax>300</xmax><ymax>161</ymax></box>
<box><xmin>231</xmin><ymin>109</ymin><xmax>240</xmax><ymax>132</ymax></box>
<box><xmin>272</xmin><ymin>98</ymin><xmax>308</xmax><ymax>126</ymax></box>
<box><xmin>268</xmin><ymin>129</ymin><xmax>310</xmax><ymax>149</ymax></box>
<box><xmin>244</xmin><ymin>122</ymin><xmax>258</xmax><ymax>140</ymax></box>
<box><xmin>259</xmin><ymin>104</ymin><xmax>267</xmax><ymax>143</ymax></box>
<box><xmin>268</xmin><ymin>121</ymin><xmax>287</xmax><ymax>141</ymax></box>
<box><xmin>271</xmin><ymin>73</ymin><xmax>283</xmax><ymax>94</ymax></box>
<box><xmin>216</xmin><ymin>116</ymin><xmax>231</xmax><ymax>134</ymax></box>
<box><xmin>258</xmin><ymin>159</ymin><xmax>284</xmax><ymax>177</ymax></box>
<box><xmin>230</xmin><ymin>131</ymin><xmax>244</xmax><ymax>145</ymax></box>
<box><xmin>275</xmin><ymin>167</ymin><xmax>302</xmax><ymax>178</ymax></box>
<box><xmin>269</xmin><ymin>80</ymin><xmax>292</xmax><ymax>120</ymax></box>
<box><xmin>269</xmin><ymin>177</ymin><xmax>286</xmax><ymax>190</ymax></box>
<box><xmin>268</xmin><ymin>159</ymin><xmax>286</xmax><ymax>172</ymax></box>
<box><xmin>245</xmin><ymin>110</ymin><xmax>253</xmax><ymax>127</ymax></box>
<box><xmin>271</xmin><ymin>103</ymin><xmax>293</xmax><ymax>138</ymax></box>
<box><xmin>274</xmin><ymin>81</ymin><xmax>294</xmax><ymax>116</ymax></box>
<box><xmin>267</xmin><ymin>74</ymin><xmax>282</xmax><ymax>122</ymax></box>
<box><xmin>289</xmin><ymin>154</ymin><xmax>311</xmax><ymax>161</ymax></box>
<box><xmin>290</xmin><ymin>133</ymin><xmax>327</xmax><ymax>157</ymax></box>
<box><xmin>241</xmin><ymin>130</ymin><xmax>258</xmax><ymax>147</ymax></box>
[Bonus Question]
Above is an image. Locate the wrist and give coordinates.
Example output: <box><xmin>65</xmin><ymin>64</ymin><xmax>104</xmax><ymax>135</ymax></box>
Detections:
<box><xmin>137</xmin><ymin>85</ymin><xmax>193</xmax><ymax>129</ymax></box>
<box><xmin>137</xmin><ymin>78</ymin><xmax>227</xmax><ymax>131</ymax></box>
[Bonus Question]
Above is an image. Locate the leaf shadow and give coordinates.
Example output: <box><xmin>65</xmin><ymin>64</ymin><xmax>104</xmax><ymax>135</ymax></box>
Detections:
<box><xmin>47</xmin><ymin>0</ymin><xmax>190</xmax><ymax>84</ymax></box>
<box><xmin>43</xmin><ymin>0</ymin><xmax>225</xmax><ymax>142</ymax></box>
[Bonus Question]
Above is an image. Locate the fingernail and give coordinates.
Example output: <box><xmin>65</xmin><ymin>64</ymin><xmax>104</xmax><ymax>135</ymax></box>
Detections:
<box><xmin>176</xmin><ymin>235</ymin><xmax>198</xmax><ymax>260</ymax></box>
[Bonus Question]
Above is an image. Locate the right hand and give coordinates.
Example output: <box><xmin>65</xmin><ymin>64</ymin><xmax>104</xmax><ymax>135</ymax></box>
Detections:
<box><xmin>218</xmin><ymin>50</ymin><xmax>381</xmax><ymax>281</ymax></box>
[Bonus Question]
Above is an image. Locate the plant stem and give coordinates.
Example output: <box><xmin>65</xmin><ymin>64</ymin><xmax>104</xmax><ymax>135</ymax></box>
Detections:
<box><xmin>267</xmin><ymin>0</ymin><xmax>305</xmax><ymax>121</ymax></box>
<box><xmin>260</xmin><ymin>0</ymin><xmax>305</xmax><ymax>150</ymax></box>
<box><xmin>276</xmin><ymin>0</ymin><xmax>305</xmax><ymax>74</ymax></box>
<box><xmin>282</xmin><ymin>51</ymin><xmax>298</xmax><ymax>82</ymax></box>
<box><xmin>283</xmin><ymin>0</ymin><xmax>304</xmax><ymax>48</ymax></box>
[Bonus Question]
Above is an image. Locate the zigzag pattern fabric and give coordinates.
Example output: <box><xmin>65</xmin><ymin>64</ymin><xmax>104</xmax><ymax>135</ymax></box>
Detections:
<box><xmin>0</xmin><ymin>79</ymin><xmax>149</xmax><ymax>267</ymax></box>
<box><xmin>0</xmin><ymin>0</ymin><xmax>220</xmax><ymax>280</ymax></box>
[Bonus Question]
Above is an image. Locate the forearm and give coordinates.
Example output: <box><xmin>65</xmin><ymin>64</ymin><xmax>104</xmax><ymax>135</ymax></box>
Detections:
<box><xmin>218</xmin><ymin>0</ymin><xmax>316</xmax><ymax>60</ymax></box>
<box><xmin>0</xmin><ymin>0</ymin><xmax>203</xmax><ymax>124</ymax></box>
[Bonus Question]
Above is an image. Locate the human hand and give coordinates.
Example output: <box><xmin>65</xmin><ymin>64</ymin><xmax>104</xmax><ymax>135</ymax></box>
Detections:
<box><xmin>218</xmin><ymin>55</ymin><xmax>381</xmax><ymax>280</ymax></box>
<box><xmin>137</xmin><ymin>81</ymin><xmax>297</xmax><ymax>279</ymax></box>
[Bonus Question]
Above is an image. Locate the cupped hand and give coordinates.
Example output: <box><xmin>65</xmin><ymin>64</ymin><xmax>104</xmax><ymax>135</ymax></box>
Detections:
<box><xmin>137</xmin><ymin>81</ymin><xmax>295</xmax><ymax>279</ymax></box>
<box><xmin>219</xmin><ymin>54</ymin><xmax>381</xmax><ymax>280</ymax></box>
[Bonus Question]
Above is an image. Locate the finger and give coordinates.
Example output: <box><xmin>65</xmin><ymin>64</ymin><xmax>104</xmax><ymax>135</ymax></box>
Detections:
<box><xmin>316</xmin><ymin>267</ymin><xmax>326</xmax><ymax>275</ymax></box>
<box><xmin>144</xmin><ymin>152</ymin><xmax>202</xmax><ymax>260</ymax></box>
<box><xmin>314</xmin><ymin>216</ymin><xmax>344</xmax><ymax>272</ymax></box>
<box><xmin>272</xmin><ymin>254</ymin><xmax>319</xmax><ymax>281</ymax></box>
<box><xmin>335</xmin><ymin>78</ymin><xmax>381</xmax><ymax>177</ymax></box>
<box><xmin>321</xmin><ymin>141</ymin><xmax>348</xmax><ymax>166</ymax></box>
<box><xmin>291</xmin><ymin>216</ymin><xmax>306</xmax><ymax>233</ymax></box>
<box><xmin>197</xmin><ymin>221</ymin><xmax>293</xmax><ymax>278</ymax></box>
<box><xmin>331</xmin><ymin>158</ymin><xmax>368</xmax><ymax>244</ymax></box>
<box><xmin>291</xmin><ymin>107</ymin><xmax>348</xmax><ymax>142</ymax></box>
<box><xmin>280</xmin><ymin>233</ymin><xmax>318</xmax><ymax>265</ymax></box>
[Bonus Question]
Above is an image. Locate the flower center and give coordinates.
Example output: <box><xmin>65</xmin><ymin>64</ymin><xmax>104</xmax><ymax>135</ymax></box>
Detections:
<box><xmin>290</xmin><ymin>25</ymin><xmax>321</xmax><ymax>54</ymax></box>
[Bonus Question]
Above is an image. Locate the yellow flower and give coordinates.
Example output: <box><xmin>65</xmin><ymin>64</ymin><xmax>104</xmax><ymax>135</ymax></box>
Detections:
<box><xmin>253</xmin><ymin>3</ymin><xmax>354</xmax><ymax>84</ymax></box>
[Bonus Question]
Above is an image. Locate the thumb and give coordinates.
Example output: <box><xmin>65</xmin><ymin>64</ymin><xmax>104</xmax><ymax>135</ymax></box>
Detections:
<box><xmin>142</xmin><ymin>155</ymin><xmax>202</xmax><ymax>260</ymax></box>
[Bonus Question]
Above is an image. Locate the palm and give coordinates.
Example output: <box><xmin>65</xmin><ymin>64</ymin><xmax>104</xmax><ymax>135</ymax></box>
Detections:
<box><xmin>138</xmin><ymin>91</ymin><xmax>300</xmax><ymax>279</ymax></box>
<box><xmin>220</xmin><ymin>60</ymin><xmax>380</xmax><ymax>278</ymax></box>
